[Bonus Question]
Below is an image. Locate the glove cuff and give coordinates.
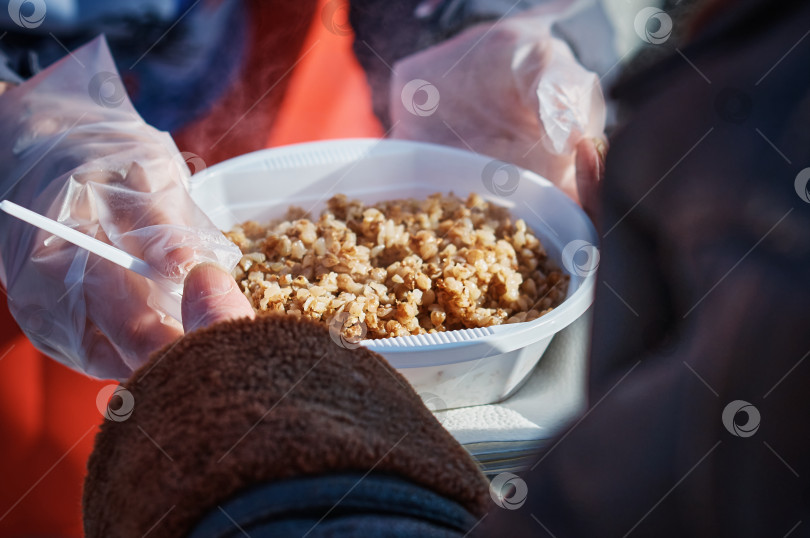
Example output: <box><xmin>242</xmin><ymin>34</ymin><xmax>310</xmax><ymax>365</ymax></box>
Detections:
<box><xmin>83</xmin><ymin>315</ymin><xmax>489</xmax><ymax>536</ymax></box>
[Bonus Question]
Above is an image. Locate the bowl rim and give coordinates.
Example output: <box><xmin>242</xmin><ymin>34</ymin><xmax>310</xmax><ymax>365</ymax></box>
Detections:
<box><xmin>192</xmin><ymin>138</ymin><xmax>598</xmax><ymax>363</ymax></box>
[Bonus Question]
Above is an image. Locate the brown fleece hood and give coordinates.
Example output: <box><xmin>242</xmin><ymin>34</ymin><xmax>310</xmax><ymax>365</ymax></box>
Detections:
<box><xmin>83</xmin><ymin>314</ymin><xmax>489</xmax><ymax>537</ymax></box>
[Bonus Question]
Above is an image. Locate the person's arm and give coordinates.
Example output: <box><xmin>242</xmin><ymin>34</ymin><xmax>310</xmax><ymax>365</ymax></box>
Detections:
<box><xmin>83</xmin><ymin>264</ymin><xmax>489</xmax><ymax>537</ymax></box>
<box><xmin>479</xmin><ymin>0</ymin><xmax>810</xmax><ymax>534</ymax></box>
<box><xmin>0</xmin><ymin>37</ymin><xmax>241</xmax><ymax>379</ymax></box>
<box><xmin>350</xmin><ymin>1</ymin><xmax>610</xmax><ymax>213</ymax></box>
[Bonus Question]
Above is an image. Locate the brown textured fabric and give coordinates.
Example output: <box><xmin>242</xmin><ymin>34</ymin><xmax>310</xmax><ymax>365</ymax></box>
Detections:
<box><xmin>83</xmin><ymin>315</ymin><xmax>488</xmax><ymax>537</ymax></box>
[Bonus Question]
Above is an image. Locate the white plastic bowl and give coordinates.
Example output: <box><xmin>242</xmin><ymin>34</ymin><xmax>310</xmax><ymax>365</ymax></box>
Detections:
<box><xmin>190</xmin><ymin>139</ymin><xmax>598</xmax><ymax>410</ymax></box>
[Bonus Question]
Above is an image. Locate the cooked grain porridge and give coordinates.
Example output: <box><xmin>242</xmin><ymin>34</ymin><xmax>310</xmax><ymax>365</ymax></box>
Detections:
<box><xmin>225</xmin><ymin>193</ymin><xmax>569</xmax><ymax>340</ymax></box>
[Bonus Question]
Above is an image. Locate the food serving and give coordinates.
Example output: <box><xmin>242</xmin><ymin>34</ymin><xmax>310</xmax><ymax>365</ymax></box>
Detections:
<box><xmin>225</xmin><ymin>192</ymin><xmax>568</xmax><ymax>340</ymax></box>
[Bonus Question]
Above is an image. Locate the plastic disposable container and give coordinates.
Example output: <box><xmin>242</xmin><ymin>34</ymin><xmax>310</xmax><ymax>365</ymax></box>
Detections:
<box><xmin>190</xmin><ymin>139</ymin><xmax>598</xmax><ymax>409</ymax></box>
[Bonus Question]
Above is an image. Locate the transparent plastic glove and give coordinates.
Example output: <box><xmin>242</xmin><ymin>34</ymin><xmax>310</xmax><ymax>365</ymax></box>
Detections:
<box><xmin>181</xmin><ymin>263</ymin><xmax>255</xmax><ymax>334</ymax></box>
<box><xmin>390</xmin><ymin>1</ymin><xmax>606</xmax><ymax>204</ymax></box>
<box><xmin>0</xmin><ymin>37</ymin><xmax>241</xmax><ymax>380</ymax></box>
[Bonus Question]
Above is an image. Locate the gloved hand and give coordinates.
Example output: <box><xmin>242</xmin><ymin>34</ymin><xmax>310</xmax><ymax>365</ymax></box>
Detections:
<box><xmin>389</xmin><ymin>1</ymin><xmax>606</xmax><ymax>210</ymax></box>
<box><xmin>181</xmin><ymin>263</ymin><xmax>255</xmax><ymax>334</ymax></box>
<box><xmin>0</xmin><ymin>37</ymin><xmax>241</xmax><ymax>380</ymax></box>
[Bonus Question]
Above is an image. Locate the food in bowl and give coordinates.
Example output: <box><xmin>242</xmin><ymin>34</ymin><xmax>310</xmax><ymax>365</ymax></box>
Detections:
<box><xmin>224</xmin><ymin>192</ymin><xmax>568</xmax><ymax>340</ymax></box>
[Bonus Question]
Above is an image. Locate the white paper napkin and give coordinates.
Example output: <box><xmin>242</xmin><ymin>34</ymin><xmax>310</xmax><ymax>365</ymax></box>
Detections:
<box><xmin>440</xmin><ymin>309</ymin><xmax>592</xmax><ymax>467</ymax></box>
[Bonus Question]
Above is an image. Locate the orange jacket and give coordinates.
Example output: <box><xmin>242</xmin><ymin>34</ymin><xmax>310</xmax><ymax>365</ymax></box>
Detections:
<box><xmin>0</xmin><ymin>0</ymin><xmax>381</xmax><ymax>534</ymax></box>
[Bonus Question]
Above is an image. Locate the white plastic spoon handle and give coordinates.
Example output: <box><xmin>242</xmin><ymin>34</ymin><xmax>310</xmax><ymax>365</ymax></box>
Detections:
<box><xmin>1</xmin><ymin>199</ymin><xmax>166</xmax><ymax>285</ymax></box>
